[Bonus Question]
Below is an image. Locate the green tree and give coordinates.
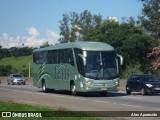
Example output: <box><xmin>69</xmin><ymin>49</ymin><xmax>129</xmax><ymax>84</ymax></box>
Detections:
<box><xmin>59</xmin><ymin>14</ymin><xmax>70</xmax><ymax>43</ymax></box>
<box><xmin>139</xmin><ymin>0</ymin><xmax>160</xmax><ymax>42</ymax></box>
<box><xmin>40</xmin><ymin>41</ymin><xmax>50</xmax><ymax>48</ymax></box>
<box><xmin>92</xmin><ymin>17</ymin><xmax>156</xmax><ymax>73</ymax></box>
<box><xmin>59</xmin><ymin>10</ymin><xmax>103</xmax><ymax>42</ymax></box>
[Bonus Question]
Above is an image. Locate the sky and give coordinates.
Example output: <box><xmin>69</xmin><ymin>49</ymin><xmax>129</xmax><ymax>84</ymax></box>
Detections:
<box><xmin>0</xmin><ymin>0</ymin><xmax>143</xmax><ymax>48</ymax></box>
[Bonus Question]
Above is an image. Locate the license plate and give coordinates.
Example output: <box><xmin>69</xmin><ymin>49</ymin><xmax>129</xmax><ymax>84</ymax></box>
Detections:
<box><xmin>155</xmin><ymin>88</ymin><xmax>160</xmax><ymax>90</ymax></box>
<box><xmin>101</xmin><ymin>88</ymin><xmax>107</xmax><ymax>90</ymax></box>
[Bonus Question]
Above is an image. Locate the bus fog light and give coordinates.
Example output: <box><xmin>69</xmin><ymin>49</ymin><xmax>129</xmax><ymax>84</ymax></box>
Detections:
<box><xmin>115</xmin><ymin>81</ymin><xmax>118</xmax><ymax>85</ymax></box>
<box><xmin>80</xmin><ymin>82</ymin><xmax>83</xmax><ymax>87</ymax></box>
<box><xmin>85</xmin><ymin>81</ymin><xmax>92</xmax><ymax>85</ymax></box>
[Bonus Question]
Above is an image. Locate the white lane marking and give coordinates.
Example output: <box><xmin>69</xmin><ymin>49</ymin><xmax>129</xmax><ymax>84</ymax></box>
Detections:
<box><xmin>122</xmin><ymin>96</ymin><xmax>143</xmax><ymax>100</ymax></box>
<box><xmin>119</xmin><ymin>103</ymin><xmax>144</xmax><ymax>108</ymax></box>
<box><xmin>93</xmin><ymin>100</ymin><xmax>111</xmax><ymax>104</ymax></box>
<box><xmin>0</xmin><ymin>87</ymin><xmax>160</xmax><ymax>110</ymax></box>
<box><xmin>152</xmin><ymin>108</ymin><xmax>160</xmax><ymax>110</ymax></box>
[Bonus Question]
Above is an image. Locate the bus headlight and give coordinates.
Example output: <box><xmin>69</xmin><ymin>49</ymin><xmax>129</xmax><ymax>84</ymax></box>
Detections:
<box><xmin>85</xmin><ymin>81</ymin><xmax>93</xmax><ymax>85</ymax></box>
<box><xmin>115</xmin><ymin>81</ymin><xmax>118</xmax><ymax>85</ymax></box>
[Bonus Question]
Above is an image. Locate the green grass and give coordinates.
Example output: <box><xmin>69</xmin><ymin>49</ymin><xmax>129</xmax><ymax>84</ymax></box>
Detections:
<box><xmin>0</xmin><ymin>101</ymin><xmax>102</xmax><ymax>120</ymax></box>
<box><xmin>0</xmin><ymin>55</ymin><xmax>32</xmax><ymax>72</ymax></box>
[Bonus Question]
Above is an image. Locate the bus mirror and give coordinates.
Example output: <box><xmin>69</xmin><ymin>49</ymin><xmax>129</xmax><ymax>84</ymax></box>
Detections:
<box><xmin>117</xmin><ymin>54</ymin><xmax>123</xmax><ymax>65</ymax></box>
<box><xmin>78</xmin><ymin>54</ymin><xmax>86</xmax><ymax>66</ymax></box>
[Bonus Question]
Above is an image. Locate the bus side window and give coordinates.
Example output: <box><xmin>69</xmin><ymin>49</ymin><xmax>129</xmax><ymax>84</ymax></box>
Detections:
<box><xmin>67</xmin><ymin>49</ymin><xmax>74</xmax><ymax>66</ymax></box>
<box><xmin>47</xmin><ymin>50</ymin><xmax>58</xmax><ymax>64</ymax></box>
<box><xmin>74</xmin><ymin>48</ymin><xmax>85</xmax><ymax>76</ymax></box>
<box><xmin>33</xmin><ymin>53</ymin><xmax>37</xmax><ymax>63</ymax></box>
<box><xmin>58</xmin><ymin>49</ymin><xmax>64</xmax><ymax>64</ymax></box>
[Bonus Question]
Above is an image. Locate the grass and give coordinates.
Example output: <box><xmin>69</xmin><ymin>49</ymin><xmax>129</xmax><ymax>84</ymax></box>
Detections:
<box><xmin>0</xmin><ymin>101</ymin><xmax>102</xmax><ymax>120</ymax></box>
<box><xmin>0</xmin><ymin>55</ymin><xmax>32</xmax><ymax>72</ymax></box>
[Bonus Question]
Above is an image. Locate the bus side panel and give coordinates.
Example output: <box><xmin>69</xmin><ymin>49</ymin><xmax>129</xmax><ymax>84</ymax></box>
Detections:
<box><xmin>43</xmin><ymin>64</ymin><xmax>57</xmax><ymax>89</ymax></box>
<box><xmin>52</xmin><ymin>64</ymin><xmax>78</xmax><ymax>91</ymax></box>
<box><xmin>32</xmin><ymin>63</ymin><xmax>42</xmax><ymax>88</ymax></box>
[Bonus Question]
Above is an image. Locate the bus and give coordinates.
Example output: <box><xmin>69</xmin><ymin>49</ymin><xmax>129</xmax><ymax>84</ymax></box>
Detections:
<box><xmin>32</xmin><ymin>41</ymin><xmax>123</xmax><ymax>96</ymax></box>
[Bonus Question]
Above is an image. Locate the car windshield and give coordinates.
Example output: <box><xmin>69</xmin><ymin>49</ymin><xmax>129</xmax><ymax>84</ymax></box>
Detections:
<box><xmin>85</xmin><ymin>51</ymin><xmax>118</xmax><ymax>80</ymax></box>
<box><xmin>144</xmin><ymin>75</ymin><xmax>159</xmax><ymax>82</ymax></box>
<box><xmin>13</xmin><ymin>75</ymin><xmax>22</xmax><ymax>77</ymax></box>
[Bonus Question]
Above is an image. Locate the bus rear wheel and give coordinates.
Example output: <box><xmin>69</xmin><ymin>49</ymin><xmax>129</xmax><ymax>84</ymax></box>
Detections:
<box><xmin>70</xmin><ymin>82</ymin><xmax>77</xmax><ymax>96</ymax></box>
<box><xmin>42</xmin><ymin>80</ymin><xmax>48</xmax><ymax>93</ymax></box>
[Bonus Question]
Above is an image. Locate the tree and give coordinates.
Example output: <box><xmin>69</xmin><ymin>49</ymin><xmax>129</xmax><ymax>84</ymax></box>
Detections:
<box><xmin>40</xmin><ymin>41</ymin><xmax>50</xmax><ymax>48</ymax></box>
<box><xmin>147</xmin><ymin>46</ymin><xmax>160</xmax><ymax>70</ymax></box>
<box><xmin>0</xmin><ymin>43</ymin><xmax>2</xmax><ymax>48</ymax></box>
<box><xmin>91</xmin><ymin>17</ymin><xmax>156</xmax><ymax>73</ymax></box>
<box><xmin>59</xmin><ymin>14</ymin><xmax>70</xmax><ymax>43</ymax></box>
<box><xmin>59</xmin><ymin>10</ymin><xmax>103</xmax><ymax>42</ymax></box>
<box><xmin>139</xmin><ymin>0</ymin><xmax>160</xmax><ymax>42</ymax></box>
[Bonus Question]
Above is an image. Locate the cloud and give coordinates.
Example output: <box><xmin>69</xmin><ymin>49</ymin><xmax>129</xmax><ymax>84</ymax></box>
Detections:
<box><xmin>0</xmin><ymin>27</ymin><xmax>60</xmax><ymax>48</ymax></box>
<box><xmin>27</xmin><ymin>27</ymin><xmax>39</xmax><ymax>36</ymax></box>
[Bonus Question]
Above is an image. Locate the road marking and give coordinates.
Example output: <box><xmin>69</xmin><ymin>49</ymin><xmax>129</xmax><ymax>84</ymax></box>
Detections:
<box><xmin>119</xmin><ymin>103</ymin><xmax>144</xmax><ymax>108</ymax></box>
<box><xmin>122</xmin><ymin>96</ymin><xmax>143</xmax><ymax>100</ymax></box>
<box><xmin>152</xmin><ymin>108</ymin><xmax>160</xmax><ymax>111</ymax></box>
<box><xmin>93</xmin><ymin>100</ymin><xmax>111</xmax><ymax>104</ymax></box>
<box><xmin>93</xmin><ymin>100</ymin><xmax>145</xmax><ymax>109</ymax></box>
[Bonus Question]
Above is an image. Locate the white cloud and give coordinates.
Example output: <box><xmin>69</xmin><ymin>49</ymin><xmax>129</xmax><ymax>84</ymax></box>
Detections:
<box><xmin>0</xmin><ymin>27</ymin><xmax>60</xmax><ymax>48</ymax></box>
<box><xmin>27</xmin><ymin>27</ymin><xmax>39</xmax><ymax>36</ymax></box>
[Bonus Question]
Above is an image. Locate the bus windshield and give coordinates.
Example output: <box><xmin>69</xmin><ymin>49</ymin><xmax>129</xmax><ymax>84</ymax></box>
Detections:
<box><xmin>85</xmin><ymin>51</ymin><xmax>118</xmax><ymax>80</ymax></box>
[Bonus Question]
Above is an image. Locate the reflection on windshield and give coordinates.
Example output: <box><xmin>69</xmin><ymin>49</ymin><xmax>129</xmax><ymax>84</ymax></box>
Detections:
<box><xmin>145</xmin><ymin>76</ymin><xmax>159</xmax><ymax>82</ymax></box>
<box><xmin>85</xmin><ymin>51</ymin><xmax>118</xmax><ymax>80</ymax></box>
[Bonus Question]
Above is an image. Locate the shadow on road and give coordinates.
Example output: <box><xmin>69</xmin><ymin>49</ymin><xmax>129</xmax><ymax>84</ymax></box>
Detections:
<box><xmin>38</xmin><ymin>90</ymin><xmax>128</xmax><ymax>97</ymax></box>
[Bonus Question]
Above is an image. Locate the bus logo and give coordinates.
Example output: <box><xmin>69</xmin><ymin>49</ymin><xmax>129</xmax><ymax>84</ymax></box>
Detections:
<box><xmin>55</xmin><ymin>64</ymin><xmax>69</xmax><ymax>80</ymax></box>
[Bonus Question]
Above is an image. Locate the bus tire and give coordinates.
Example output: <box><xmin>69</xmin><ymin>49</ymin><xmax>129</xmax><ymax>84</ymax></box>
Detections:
<box><xmin>70</xmin><ymin>82</ymin><xmax>77</xmax><ymax>96</ymax></box>
<box><xmin>42</xmin><ymin>80</ymin><xmax>48</xmax><ymax>93</ymax></box>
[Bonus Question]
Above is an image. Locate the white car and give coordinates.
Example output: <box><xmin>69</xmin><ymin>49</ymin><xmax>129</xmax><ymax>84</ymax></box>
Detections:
<box><xmin>7</xmin><ymin>74</ymin><xmax>26</xmax><ymax>85</ymax></box>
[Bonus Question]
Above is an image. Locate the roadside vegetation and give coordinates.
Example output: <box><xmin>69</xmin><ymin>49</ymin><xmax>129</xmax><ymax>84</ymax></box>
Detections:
<box><xmin>0</xmin><ymin>101</ymin><xmax>102</xmax><ymax>120</ymax></box>
<box><xmin>0</xmin><ymin>56</ymin><xmax>32</xmax><ymax>77</ymax></box>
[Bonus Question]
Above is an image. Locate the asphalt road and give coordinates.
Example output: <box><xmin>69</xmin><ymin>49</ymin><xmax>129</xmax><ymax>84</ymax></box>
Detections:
<box><xmin>0</xmin><ymin>83</ymin><xmax>160</xmax><ymax>119</ymax></box>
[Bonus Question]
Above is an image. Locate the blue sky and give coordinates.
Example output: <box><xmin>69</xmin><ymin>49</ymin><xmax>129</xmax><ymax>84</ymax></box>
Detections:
<box><xmin>0</xmin><ymin>0</ymin><xmax>143</xmax><ymax>48</ymax></box>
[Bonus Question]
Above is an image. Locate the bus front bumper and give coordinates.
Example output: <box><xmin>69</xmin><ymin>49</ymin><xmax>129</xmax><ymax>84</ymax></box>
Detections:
<box><xmin>78</xmin><ymin>84</ymin><xmax>118</xmax><ymax>92</ymax></box>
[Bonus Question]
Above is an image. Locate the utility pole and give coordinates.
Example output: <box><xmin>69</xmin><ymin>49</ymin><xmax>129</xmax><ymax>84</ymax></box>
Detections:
<box><xmin>29</xmin><ymin>62</ymin><xmax>30</xmax><ymax>78</ymax></box>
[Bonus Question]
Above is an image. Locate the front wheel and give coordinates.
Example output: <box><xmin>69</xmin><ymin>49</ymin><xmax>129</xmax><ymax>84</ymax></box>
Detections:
<box><xmin>70</xmin><ymin>82</ymin><xmax>78</xmax><ymax>96</ymax></box>
<box><xmin>126</xmin><ymin>86</ymin><xmax>131</xmax><ymax>95</ymax></box>
<box><xmin>23</xmin><ymin>82</ymin><xmax>25</xmax><ymax>85</ymax></box>
<box><xmin>42</xmin><ymin>80</ymin><xmax>48</xmax><ymax>93</ymax></box>
<box><xmin>141</xmin><ymin>88</ymin><xmax>146</xmax><ymax>96</ymax></box>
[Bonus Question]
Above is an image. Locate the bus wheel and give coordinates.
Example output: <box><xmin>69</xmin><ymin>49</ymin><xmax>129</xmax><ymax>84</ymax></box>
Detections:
<box><xmin>42</xmin><ymin>80</ymin><xmax>48</xmax><ymax>93</ymax></box>
<box><xmin>70</xmin><ymin>82</ymin><xmax>77</xmax><ymax>96</ymax></box>
<box><xmin>99</xmin><ymin>92</ymin><xmax>107</xmax><ymax>96</ymax></box>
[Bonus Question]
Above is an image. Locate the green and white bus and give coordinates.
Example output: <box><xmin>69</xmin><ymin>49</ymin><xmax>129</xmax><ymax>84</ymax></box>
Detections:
<box><xmin>32</xmin><ymin>41</ymin><xmax>123</xmax><ymax>96</ymax></box>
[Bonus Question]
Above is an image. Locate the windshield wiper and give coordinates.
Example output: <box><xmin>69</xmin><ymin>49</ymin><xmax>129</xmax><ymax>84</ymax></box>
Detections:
<box><xmin>95</xmin><ymin>67</ymin><xmax>102</xmax><ymax>80</ymax></box>
<box><xmin>105</xmin><ymin>67</ymin><xmax>112</xmax><ymax>80</ymax></box>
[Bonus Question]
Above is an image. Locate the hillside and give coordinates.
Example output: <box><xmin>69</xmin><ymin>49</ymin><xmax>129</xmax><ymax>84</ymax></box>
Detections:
<box><xmin>0</xmin><ymin>55</ymin><xmax>32</xmax><ymax>73</ymax></box>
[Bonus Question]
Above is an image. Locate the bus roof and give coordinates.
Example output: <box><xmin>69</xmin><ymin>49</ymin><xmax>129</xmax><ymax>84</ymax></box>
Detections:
<box><xmin>34</xmin><ymin>41</ymin><xmax>114</xmax><ymax>52</ymax></box>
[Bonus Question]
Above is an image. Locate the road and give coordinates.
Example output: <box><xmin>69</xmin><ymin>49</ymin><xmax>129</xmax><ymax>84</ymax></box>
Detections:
<box><xmin>0</xmin><ymin>83</ymin><xmax>160</xmax><ymax>119</ymax></box>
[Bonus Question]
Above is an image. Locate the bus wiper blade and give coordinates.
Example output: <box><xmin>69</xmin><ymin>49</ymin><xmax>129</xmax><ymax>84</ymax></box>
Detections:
<box><xmin>105</xmin><ymin>67</ymin><xmax>112</xmax><ymax>80</ymax></box>
<box><xmin>95</xmin><ymin>68</ymin><xmax>102</xmax><ymax>80</ymax></box>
